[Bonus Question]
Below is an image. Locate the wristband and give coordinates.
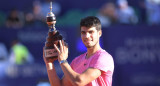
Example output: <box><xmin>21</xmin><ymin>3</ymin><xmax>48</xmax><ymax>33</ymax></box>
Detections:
<box><xmin>59</xmin><ymin>60</ymin><xmax>68</xmax><ymax>64</ymax></box>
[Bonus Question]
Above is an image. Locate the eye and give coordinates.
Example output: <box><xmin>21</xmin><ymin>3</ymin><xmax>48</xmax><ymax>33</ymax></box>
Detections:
<box><xmin>81</xmin><ymin>31</ymin><xmax>85</xmax><ymax>34</ymax></box>
<box><xmin>89</xmin><ymin>31</ymin><xmax>93</xmax><ymax>34</ymax></box>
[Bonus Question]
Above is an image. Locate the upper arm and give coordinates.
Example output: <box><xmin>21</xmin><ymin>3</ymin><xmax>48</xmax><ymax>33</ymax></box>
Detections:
<box><xmin>75</xmin><ymin>68</ymin><xmax>101</xmax><ymax>86</ymax></box>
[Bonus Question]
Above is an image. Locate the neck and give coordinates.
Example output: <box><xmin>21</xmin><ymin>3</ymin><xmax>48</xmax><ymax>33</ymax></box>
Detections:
<box><xmin>86</xmin><ymin>43</ymin><xmax>101</xmax><ymax>59</ymax></box>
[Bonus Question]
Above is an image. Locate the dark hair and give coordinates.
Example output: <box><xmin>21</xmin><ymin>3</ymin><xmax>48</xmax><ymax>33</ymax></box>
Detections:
<box><xmin>80</xmin><ymin>16</ymin><xmax>101</xmax><ymax>31</ymax></box>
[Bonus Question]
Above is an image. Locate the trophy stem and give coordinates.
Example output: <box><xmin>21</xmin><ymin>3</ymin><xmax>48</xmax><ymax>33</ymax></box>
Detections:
<box><xmin>48</xmin><ymin>24</ymin><xmax>56</xmax><ymax>31</ymax></box>
<box><xmin>53</xmin><ymin>25</ymin><xmax>56</xmax><ymax>31</ymax></box>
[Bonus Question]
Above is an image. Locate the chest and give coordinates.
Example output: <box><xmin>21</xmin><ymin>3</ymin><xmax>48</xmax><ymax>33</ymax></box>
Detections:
<box><xmin>72</xmin><ymin>59</ymin><xmax>91</xmax><ymax>74</ymax></box>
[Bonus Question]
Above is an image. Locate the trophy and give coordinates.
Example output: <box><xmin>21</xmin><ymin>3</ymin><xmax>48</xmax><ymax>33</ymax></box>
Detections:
<box><xmin>44</xmin><ymin>2</ymin><xmax>63</xmax><ymax>58</ymax></box>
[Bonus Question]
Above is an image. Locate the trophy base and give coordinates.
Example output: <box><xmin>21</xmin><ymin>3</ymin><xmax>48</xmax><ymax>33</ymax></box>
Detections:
<box><xmin>44</xmin><ymin>48</ymin><xmax>58</xmax><ymax>58</ymax></box>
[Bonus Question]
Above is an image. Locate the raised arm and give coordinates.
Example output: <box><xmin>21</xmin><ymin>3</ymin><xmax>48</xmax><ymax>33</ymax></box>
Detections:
<box><xmin>43</xmin><ymin>48</ymin><xmax>72</xmax><ymax>86</ymax></box>
<box><xmin>54</xmin><ymin>40</ymin><xmax>101</xmax><ymax>86</ymax></box>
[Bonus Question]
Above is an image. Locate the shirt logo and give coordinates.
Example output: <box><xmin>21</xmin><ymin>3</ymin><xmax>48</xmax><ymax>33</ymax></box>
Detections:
<box><xmin>84</xmin><ymin>63</ymin><xmax>87</xmax><ymax>66</ymax></box>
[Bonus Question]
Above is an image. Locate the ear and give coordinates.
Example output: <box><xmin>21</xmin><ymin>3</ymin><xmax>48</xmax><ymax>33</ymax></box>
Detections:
<box><xmin>99</xmin><ymin>30</ymin><xmax>102</xmax><ymax>37</ymax></box>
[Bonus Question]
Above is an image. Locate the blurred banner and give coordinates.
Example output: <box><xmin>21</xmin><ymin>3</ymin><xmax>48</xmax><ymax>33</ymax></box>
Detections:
<box><xmin>103</xmin><ymin>25</ymin><xmax>160</xmax><ymax>86</ymax></box>
<box><xmin>0</xmin><ymin>25</ymin><xmax>160</xmax><ymax>86</ymax></box>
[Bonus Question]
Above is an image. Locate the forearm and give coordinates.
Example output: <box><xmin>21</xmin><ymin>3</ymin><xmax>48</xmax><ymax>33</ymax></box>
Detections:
<box><xmin>60</xmin><ymin>62</ymin><xmax>82</xmax><ymax>86</ymax></box>
<box><xmin>46</xmin><ymin>63</ymin><xmax>61</xmax><ymax>86</ymax></box>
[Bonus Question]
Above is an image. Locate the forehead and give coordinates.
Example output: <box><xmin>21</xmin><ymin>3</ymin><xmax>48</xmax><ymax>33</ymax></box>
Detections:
<box><xmin>81</xmin><ymin>26</ymin><xmax>97</xmax><ymax>31</ymax></box>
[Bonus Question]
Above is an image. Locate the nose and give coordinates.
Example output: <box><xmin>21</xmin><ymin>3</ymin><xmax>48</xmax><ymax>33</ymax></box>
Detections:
<box><xmin>85</xmin><ymin>33</ymin><xmax>90</xmax><ymax>38</ymax></box>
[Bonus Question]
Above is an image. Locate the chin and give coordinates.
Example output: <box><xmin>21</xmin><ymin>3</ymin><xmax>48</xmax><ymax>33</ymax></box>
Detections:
<box><xmin>85</xmin><ymin>45</ymin><xmax>93</xmax><ymax>48</ymax></box>
<box><xmin>85</xmin><ymin>43</ymin><xmax>97</xmax><ymax>48</ymax></box>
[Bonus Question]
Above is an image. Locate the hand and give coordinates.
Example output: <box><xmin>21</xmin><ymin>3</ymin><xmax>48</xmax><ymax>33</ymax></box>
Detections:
<box><xmin>54</xmin><ymin>40</ymin><xmax>68</xmax><ymax>62</ymax></box>
<box><xmin>43</xmin><ymin>47</ymin><xmax>57</xmax><ymax>64</ymax></box>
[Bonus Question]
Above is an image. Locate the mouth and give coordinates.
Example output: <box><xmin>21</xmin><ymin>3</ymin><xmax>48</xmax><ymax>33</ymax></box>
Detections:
<box><xmin>84</xmin><ymin>40</ymin><xmax>92</xmax><ymax>44</ymax></box>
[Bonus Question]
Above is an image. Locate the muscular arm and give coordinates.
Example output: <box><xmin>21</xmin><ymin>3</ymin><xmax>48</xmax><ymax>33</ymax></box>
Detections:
<box><xmin>44</xmin><ymin>44</ymin><xmax>75</xmax><ymax>86</ymax></box>
<box><xmin>45</xmin><ymin>63</ymin><xmax>72</xmax><ymax>86</ymax></box>
<box><xmin>60</xmin><ymin>62</ymin><xmax>101</xmax><ymax>86</ymax></box>
<box><xmin>45</xmin><ymin>63</ymin><xmax>61</xmax><ymax>86</ymax></box>
<box><xmin>43</xmin><ymin>47</ymin><xmax>71</xmax><ymax>86</ymax></box>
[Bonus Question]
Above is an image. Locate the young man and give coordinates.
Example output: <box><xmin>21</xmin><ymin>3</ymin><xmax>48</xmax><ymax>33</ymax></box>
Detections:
<box><xmin>43</xmin><ymin>16</ymin><xmax>114</xmax><ymax>86</ymax></box>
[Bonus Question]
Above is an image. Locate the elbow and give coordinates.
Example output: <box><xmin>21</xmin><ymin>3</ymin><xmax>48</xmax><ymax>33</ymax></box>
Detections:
<box><xmin>72</xmin><ymin>82</ymin><xmax>82</xmax><ymax>86</ymax></box>
<box><xmin>71</xmin><ymin>76</ymin><xmax>85</xmax><ymax>86</ymax></box>
<box><xmin>72</xmin><ymin>82</ymin><xmax>83</xmax><ymax>86</ymax></box>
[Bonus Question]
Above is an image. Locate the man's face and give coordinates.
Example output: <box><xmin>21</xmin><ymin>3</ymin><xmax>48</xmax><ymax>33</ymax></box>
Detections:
<box><xmin>81</xmin><ymin>26</ymin><xmax>101</xmax><ymax>48</ymax></box>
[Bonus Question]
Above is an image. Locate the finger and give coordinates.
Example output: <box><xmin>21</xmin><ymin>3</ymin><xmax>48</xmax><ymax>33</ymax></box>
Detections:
<box><xmin>54</xmin><ymin>44</ymin><xmax>60</xmax><ymax>53</ymax></box>
<box><xmin>63</xmin><ymin>40</ymin><xmax>68</xmax><ymax>47</ymax></box>
<box><xmin>62</xmin><ymin>40</ymin><xmax>65</xmax><ymax>46</ymax></box>
<box><xmin>59</xmin><ymin>40</ymin><xmax>63</xmax><ymax>52</ymax></box>
<box><xmin>62</xmin><ymin>40</ymin><xmax>67</xmax><ymax>51</ymax></box>
<box><xmin>64</xmin><ymin>43</ymin><xmax>68</xmax><ymax>52</ymax></box>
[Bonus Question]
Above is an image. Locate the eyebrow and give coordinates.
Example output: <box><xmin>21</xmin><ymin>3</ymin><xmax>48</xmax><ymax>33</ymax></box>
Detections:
<box><xmin>81</xmin><ymin>29</ymin><xmax>94</xmax><ymax>32</ymax></box>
